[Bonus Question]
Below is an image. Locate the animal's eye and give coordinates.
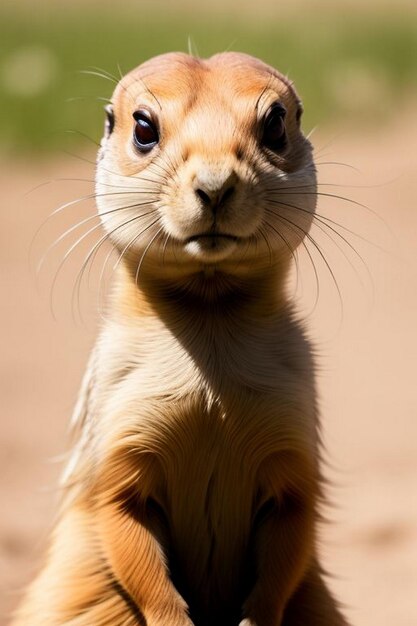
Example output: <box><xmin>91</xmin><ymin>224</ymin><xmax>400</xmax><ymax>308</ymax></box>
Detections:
<box><xmin>133</xmin><ymin>110</ymin><xmax>159</xmax><ymax>152</ymax></box>
<box><xmin>261</xmin><ymin>103</ymin><xmax>287</xmax><ymax>152</ymax></box>
<box><xmin>104</xmin><ymin>104</ymin><xmax>115</xmax><ymax>137</ymax></box>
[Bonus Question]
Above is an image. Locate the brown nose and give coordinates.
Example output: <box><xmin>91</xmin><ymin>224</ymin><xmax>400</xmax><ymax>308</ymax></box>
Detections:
<box><xmin>193</xmin><ymin>171</ymin><xmax>237</xmax><ymax>212</ymax></box>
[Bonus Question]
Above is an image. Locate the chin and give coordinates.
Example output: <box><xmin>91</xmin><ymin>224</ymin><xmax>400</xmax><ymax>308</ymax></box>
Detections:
<box><xmin>184</xmin><ymin>236</ymin><xmax>239</xmax><ymax>264</ymax></box>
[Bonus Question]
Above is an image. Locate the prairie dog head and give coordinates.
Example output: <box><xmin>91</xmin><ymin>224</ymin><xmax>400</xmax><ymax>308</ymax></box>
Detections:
<box><xmin>96</xmin><ymin>52</ymin><xmax>316</xmax><ymax>283</ymax></box>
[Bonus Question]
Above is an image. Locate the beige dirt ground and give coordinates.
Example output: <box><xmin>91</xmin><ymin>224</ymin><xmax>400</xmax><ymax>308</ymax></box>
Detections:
<box><xmin>0</xmin><ymin>114</ymin><xmax>416</xmax><ymax>625</ymax></box>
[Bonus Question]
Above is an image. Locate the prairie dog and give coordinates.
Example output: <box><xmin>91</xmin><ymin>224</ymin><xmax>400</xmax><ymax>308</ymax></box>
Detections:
<box><xmin>13</xmin><ymin>52</ymin><xmax>349</xmax><ymax>626</ymax></box>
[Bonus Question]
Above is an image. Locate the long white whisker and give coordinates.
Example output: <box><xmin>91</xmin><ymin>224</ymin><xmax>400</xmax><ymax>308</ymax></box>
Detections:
<box><xmin>36</xmin><ymin>202</ymin><xmax>156</xmax><ymax>275</ymax></box>
<box><xmin>71</xmin><ymin>214</ymin><xmax>157</xmax><ymax>322</ymax></box>
<box><xmin>135</xmin><ymin>226</ymin><xmax>165</xmax><ymax>286</ymax></box>
<box><xmin>264</xmin><ymin>211</ymin><xmax>320</xmax><ymax>312</ymax></box>
<box><xmin>267</xmin><ymin>199</ymin><xmax>375</xmax><ymax>296</ymax></box>
<box><xmin>269</xmin><ymin>209</ymin><xmax>344</xmax><ymax>316</ymax></box>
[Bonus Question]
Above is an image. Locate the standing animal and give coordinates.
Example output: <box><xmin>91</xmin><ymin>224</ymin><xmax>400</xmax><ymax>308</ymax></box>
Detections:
<box><xmin>13</xmin><ymin>52</ymin><xmax>349</xmax><ymax>626</ymax></box>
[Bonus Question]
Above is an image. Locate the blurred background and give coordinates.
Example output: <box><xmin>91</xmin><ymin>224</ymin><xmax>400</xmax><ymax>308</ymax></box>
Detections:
<box><xmin>1</xmin><ymin>1</ymin><xmax>416</xmax><ymax>624</ymax></box>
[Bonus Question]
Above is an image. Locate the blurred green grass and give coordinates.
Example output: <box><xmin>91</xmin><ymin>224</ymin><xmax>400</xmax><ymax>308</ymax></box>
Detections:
<box><xmin>0</xmin><ymin>7</ymin><xmax>416</xmax><ymax>156</ymax></box>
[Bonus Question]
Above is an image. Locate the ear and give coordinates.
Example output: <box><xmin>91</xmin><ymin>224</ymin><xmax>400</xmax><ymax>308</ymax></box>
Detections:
<box><xmin>104</xmin><ymin>104</ymin><xmax>115</xmax><ymax>138</ymax></box>
<box><xmin>296</xmin><ymin>101</ymin><xmax>303</xmax><ymax>126</ymax></box>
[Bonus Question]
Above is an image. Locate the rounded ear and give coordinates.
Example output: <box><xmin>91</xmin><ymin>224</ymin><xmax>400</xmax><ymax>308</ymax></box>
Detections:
<box><xmin>104</xmin><ymin>104</ymin><xmax>115</xmax><ymax>137</ymax></box>
<box><xmin>296</xmin><ymin>102</ymin><xmax>303</xmax><ymax>125</ymax></box>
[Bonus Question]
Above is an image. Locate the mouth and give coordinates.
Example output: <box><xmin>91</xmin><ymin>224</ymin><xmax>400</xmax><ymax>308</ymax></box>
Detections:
<box><xmin>184</xmin><ymin>231</ymin><xmax>239</xmax><ymax>261</ymax></box>
<box><xmin>187</xmin><ymin>232</ymin><xmax>238</xmax><ymax>244</ymax></box>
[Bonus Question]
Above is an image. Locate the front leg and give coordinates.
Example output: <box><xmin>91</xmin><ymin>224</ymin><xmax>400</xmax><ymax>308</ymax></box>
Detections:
<box><xmin>241</xmin><ymin>454</ymin><xmax>318</xmax><ymax>626</ymax></box>
<box><xmin>95</xmin><ymin>445</ymin><xmax>194</xmax><ymax>626</ymax></box>
<box><xmin>98</xmin><ymin>501</ymin><xmax>193</xmax><ymax>626</ymax></box>
<box><xmin>281</xmin><ymin>561</ymin><xmax>350</xmax><ymax>625</ymax></box>
<box><xmin>240</xmin><ymin>560</ymin><xmax>349</xmax><ymax>626</ymax></box>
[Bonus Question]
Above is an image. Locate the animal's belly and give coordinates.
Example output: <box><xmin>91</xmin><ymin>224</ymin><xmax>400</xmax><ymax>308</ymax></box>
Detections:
<box><xmin>166</xmin><ymin>463</ymin><xmax>255</xmax><ymax>622</ymax></box>
<box><xmin>150</xmin><ymin>408</ymin><xmax>263</xmax><ymax>621</ymax></box>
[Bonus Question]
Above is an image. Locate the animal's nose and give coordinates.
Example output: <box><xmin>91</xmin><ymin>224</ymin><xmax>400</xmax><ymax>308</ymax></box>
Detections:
<box><xmin>193</xmin><ymin>170</ymin><xmax>237</xmax><ymax>211</ymax></box>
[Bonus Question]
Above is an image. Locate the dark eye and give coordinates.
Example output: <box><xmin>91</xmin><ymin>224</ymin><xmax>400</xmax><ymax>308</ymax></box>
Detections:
<box><xmin>133</xmin><ymin>110</ymin><xmax>159</xmax><ymax>152</ymax></box>
<box><xmin>104</xmin><ymin>104</ymin><xmax>115</xmax><ymax>137</ymax></box>
<box><xmin>262</xmin><ymin>103</ymin><xmax>286</xmax><ymax>152</ymax></box>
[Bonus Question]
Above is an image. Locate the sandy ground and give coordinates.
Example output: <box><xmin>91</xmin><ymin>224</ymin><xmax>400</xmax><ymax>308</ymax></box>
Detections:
<box><xmin>1</xmin><ymin>114</ymin><xmax>416</xmax><ymax>625</ymax></box>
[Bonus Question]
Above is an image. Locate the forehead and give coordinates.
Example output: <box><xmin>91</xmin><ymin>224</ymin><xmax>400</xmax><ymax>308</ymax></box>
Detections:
<box><xmin>115</xmin><ymin>52</ymin><xmax>296</xmax><ymax>116</ymax></box>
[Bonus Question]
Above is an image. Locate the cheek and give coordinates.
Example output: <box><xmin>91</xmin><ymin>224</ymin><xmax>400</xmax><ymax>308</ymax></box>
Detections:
<box><xmin>95</xmin><ymin>160</ymin><xmax>163</xmax><ymax>253</ymax></box>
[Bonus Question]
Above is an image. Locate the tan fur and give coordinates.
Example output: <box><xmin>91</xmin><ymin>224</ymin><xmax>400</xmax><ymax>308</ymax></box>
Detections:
<box><xmin>13</xmin><ymin>53</ymin><xmax>349</xmax><ymax>625</ymax></box>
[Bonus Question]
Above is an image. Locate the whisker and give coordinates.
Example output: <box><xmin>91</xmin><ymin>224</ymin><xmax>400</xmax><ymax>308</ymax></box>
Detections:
<box><xmin>49</xmin><ymin>222</ymin><xmax>108</xmax><ymax>310</ymax></box>
<box><xmin>160</xmin><ymin>151</ymin><xmax>181</xmax><ymax>184</ymax></box>
<box><xmin>312</xmin><ymin>135</ymin><xmax>344</xmax><ymax>158</ymax></box>
<box><xmin>135</xmin><ymin>225</ymin><xmax>165</xmax><ymax>286</ymax></box>
<box><xmin>222</xmin><ymin>39</ymin><xmax>238</xmax><ymax>54</ymax></box>
<box><xmin>262</xmin><ymin>216</ymin><xmax>302</xmax><ymax>290</ymax></box>
<box><xmin>305</xmin><ymin>126</ymin><xmax>318</xmax><ymax>140</ymax></box>
<box><xmin>278</xmin><ymin>210</ymin><xmax>370</xmax><ymax>301</ymax></box>
<box><xmin>165</xmin><ymin>236</ymin><xmax>181</xmax><ymax>269</ymax></box>
<box><xmin>87</xmin><ymin>210</ymin><xmax>157</xmax><ymax>290</ymax></box>
<box><xmin>62</xmin><ymin>149</ymin><xmax>163</xmax><ymax>186</ymax></box>
<box><xmin>48</xmin><ymin>211</ymin><xmax>143</xmax><ymax>319</ymax></box>
<box><xmin>264</xmin><ymin>213</ymin><xmax>319</xmax><ymax>311</ymax></box>
<box><xmin>80</xmin><ymin>67</ymin><xmax>135</xmax><ymax>109</ymax></box>
<box><xmin>34</xmin><ymin>188</ymin><xmax>157</xmax><ymax>239</ymax></box>
<box><xmin>271</xmin><ymin>210</ymin><xmax>344</xmax><ymax>316</ymax></box>
<box><xmin>187</xmin><ymin>36</ymin><xmax>200</xmax><ymax>58</ymax></box>
<box><xmin>71</xmin><ymin>214</ymin><xmax>157</xmax><ymax>323</ymax></box>
<box><xmin>161</xmin><ymin>231</ymin><xmax>171</xmax><ymax>267</ymax></box>
<box><xmin>232</xmin><ymin>233</ymin><xmax>256</xmax><ymax>274</ymax></box>
<box><xmin>272</xmin><ymin>200</ymin><xmax>373</xmax><ymax>288</ymax></box>
<box><xmin>148</xmin><ymin>158</ymin><xmax>174</xmax><ymax>181</ymax></box>
<box><xmin>95</xmin><ymin>216</ymin><xmax>163</xmax><ymax>318</ymax></box>
<box><xmin>257</xmin><ymin>226</ymin><xmax>273</xmax><ymax>268</ymax></box>
<box><xmin>79</xmin><ymin>213</ymin><xmax>155</xmax><ymax>322</ymax></box>
<box><xmin>65</xmin><ymin>95</ymin><xmax>112</xmax><ymax>104</ymax></box>
<box><xmin>64</xmin><ymin>129</ymin><xmax>100</xmax><ymax>148</ymax></box>
<box><xmin>267</xmin><ymin>192</ymin><xmax>387</xmax><ymax>246</ymax></box>
<box><xmin>78</xmin><ymin>67</ymin><xmax>134</xmax><ymax>106</ymax></box>
<box><xmin>314</xmin><ymin>160</ymin><xmax>360</xmax><ymax>172</ymax></box>
<box><xmin>113</xmin><ymin>217</ymin><xmax>162</xmax><ymax>273</ymax></box>
<box><xmin>255</xmin><ymin>77</ymin><xmax>273</xmax><ymax>112</ymax></box>
<box><xmin>266</xmin><ymin>180</ymin><xmax>394</xmax><ymax>191</ymax></box>
<box><xmin>31</xmin><ymin>177</ymin><xmax>146</xmax><ymax>191</ymax></box>
<box><xmin>137</xmin><ymin>77</ymin><xmax>162</xmax><ymax>111</ymax></box>
<box><xmin>97</xmin><ymin>244</ymin><xmax>118</xmax><ymax>320</ymax></box>
<box><xmin>31</xmin><ymin>192</ymin><xmax>101</xmax><ymax>266</ymax></box>
<box><xmin>84</xmin><ymin>66</ymin><xmax>121</xmax><ymax>83</ymax></box>
<box><xmin>35</xmin><ymin>201</ymin><xmax>156</xmax><ymax>275</ymax></box>
<box><xmin>268</xmin><ymin>188</ymin><xmax>370</xmax><ymax>212</ymax></box>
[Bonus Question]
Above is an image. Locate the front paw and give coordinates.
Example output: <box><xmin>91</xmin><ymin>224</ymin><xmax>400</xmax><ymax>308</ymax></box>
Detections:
<box><xmin>239</xmin><ymin>607</ymin><xmax>284</xmax><ymax>626</ymax></box>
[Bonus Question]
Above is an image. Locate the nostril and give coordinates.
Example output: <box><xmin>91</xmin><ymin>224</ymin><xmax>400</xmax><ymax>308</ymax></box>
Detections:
<box><xmin>195</xmin><ymin>185</ymin><xmax>235</xmax><ymax>207</ymax></box>
<box><xmin>194</xmin><ymin>170</ymin><xmax>238</xmax><ymax>209</ymax></box>
<box><xmin>195</xmin><ymin>188</ymin><xmax>212</xmax><ymax>206</ymax></box>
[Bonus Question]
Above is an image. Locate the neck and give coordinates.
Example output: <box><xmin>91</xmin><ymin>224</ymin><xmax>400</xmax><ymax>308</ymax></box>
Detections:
<box><xmin>111</xmin><ymin>260</ymin><xmax>292</xmax><ymax>326</ymax></box>
<box><xmin>106</xmin><ymin>261</ymin><xmax>299</xmax><ymax>395</ymax></box>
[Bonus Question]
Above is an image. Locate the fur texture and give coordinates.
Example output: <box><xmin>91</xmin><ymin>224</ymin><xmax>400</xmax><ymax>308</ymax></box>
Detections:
<box><xmin>14</xmin><ymin>53</ymin><xmax>349</xmax><ymax>626</ymax></box>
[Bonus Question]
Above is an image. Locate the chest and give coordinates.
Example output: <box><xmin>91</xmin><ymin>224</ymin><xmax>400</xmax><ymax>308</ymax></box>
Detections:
<box><xmin>90</xmin><ymin>316</ymin><xmax>316</xmax><ymax>496</ymax></box>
